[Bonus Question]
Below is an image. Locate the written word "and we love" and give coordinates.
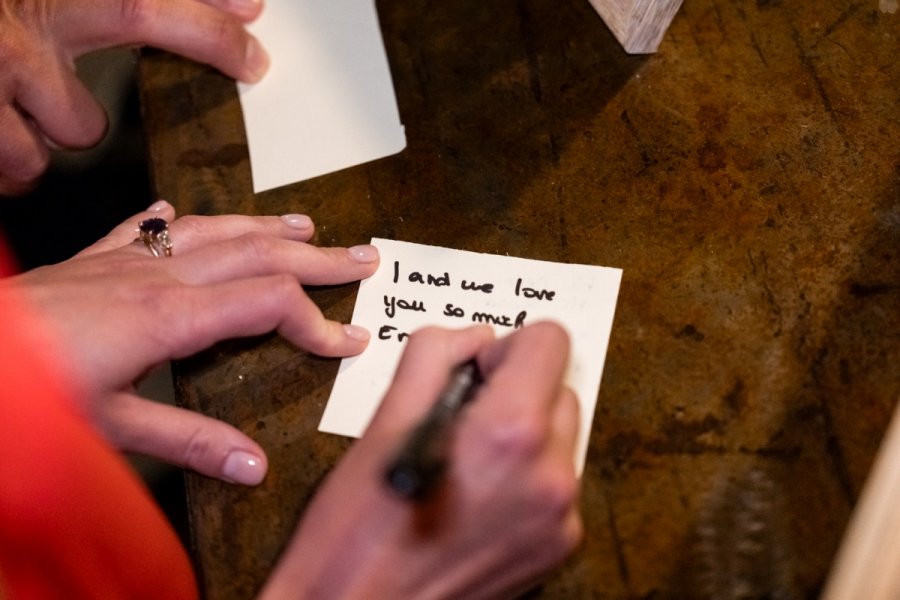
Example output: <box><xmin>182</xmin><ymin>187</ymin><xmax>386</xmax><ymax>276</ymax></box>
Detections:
<box><xmin>379</xmin><ymin>260</ymin><xmax>557</xmax><ymax>342</ymax></box>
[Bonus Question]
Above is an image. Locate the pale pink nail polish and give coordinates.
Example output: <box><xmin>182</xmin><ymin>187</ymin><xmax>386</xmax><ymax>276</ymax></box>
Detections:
<box><xmin>147</xmin><ymin>199</ymin><xmax>168</xmax><ymax>212</ymax></box>
<box><xmin>243</xmin><ymin>37</ymin><xmax>270</xmax><ymax>83</ymax></box>
<box><xmin>348</xmin><ymin>244</ymin><xmax>379</xmax><ymax>263</ymax></box>
<box><xmin>343</xmin><ymin>324</ymin><xmax>370</xmax><ymax>342</ymax></box>
<box><xmin>222</xmin><ymin>450</ymin><xmax>266</xmax><ymax>485</ymax></box>
<box><xmin>281</xmin><ymin>214</ymin><xmax>312</xmax><ymax>229</ymax></box>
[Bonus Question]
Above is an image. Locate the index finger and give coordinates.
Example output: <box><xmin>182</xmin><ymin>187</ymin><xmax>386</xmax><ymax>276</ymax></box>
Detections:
<box><xmin>54</xmin><ymin>0</ymin><xmax>270</xmax><ymax>83</ymax></box>
<box><xmin>366</xmin><ymin>326</ymin><xmax>496</xmax><ymax>436</ymax></box>
<box><xmin>474</xmin><ymin>321</ymin><xmax>571</xmax><ymax>423</ymax></box>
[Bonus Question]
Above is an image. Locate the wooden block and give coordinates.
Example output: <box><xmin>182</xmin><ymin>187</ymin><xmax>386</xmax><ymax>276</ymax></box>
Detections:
<box><xmin>587</xmin><ymin>0</ymin><xmax>683</xmax><ymax>54</ymax></box>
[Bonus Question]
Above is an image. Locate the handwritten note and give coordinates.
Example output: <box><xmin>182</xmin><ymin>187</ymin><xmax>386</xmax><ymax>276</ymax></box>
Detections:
<box><xmin>320</xmin><ymin>239</ymin><xmax>622</xmax><ymax>474</ymax></box>
<box><xmin>238</xmin><ymin>0</ymin><xmax>406</xmax><ymax>193</ymax></box>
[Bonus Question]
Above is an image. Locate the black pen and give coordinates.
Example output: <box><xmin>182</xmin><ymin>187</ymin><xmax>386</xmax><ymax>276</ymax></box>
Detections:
<box><xmin>384</xmin><ymin>358</ymin><xmax>484</xmax><ymax>500</ymax></box>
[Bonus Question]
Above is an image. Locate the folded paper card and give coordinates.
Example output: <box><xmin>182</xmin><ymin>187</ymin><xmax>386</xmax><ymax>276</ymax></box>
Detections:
<box><xmin>238</xmin><ymin>0</ymin><xmax>406</xmax><ymax>193</ymax></box>
<box><xmin>320</xmin><ymin>239</ymin><xmax>622</xmax><ymax>474</ymax></box>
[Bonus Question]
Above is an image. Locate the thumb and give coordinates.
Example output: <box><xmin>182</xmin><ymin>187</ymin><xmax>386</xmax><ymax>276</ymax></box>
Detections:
<box><xmin>99</xmin><ymin>391</ymin><xmax>268</xmax><ymax>486</ymax></box>
<box><xmin>53</xmin><ymin>0</ymin><xmax>269</xmax><ymax>84</ymax></box>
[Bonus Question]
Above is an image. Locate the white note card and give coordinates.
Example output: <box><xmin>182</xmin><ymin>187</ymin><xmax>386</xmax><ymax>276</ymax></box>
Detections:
<box><xmin>238</xmin><ymin>0</ymin><xmax>406</xmax><ymax>193</ymax></box>
<box><xmin>320</xmin><ymin>239</ymin><xmax>622</xmax><ymax>474</ymax></box>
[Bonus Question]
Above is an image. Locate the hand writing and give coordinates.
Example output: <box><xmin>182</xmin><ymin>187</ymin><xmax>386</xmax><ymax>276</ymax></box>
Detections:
<box><xmin>0</xmin><ymin>0</ymin><xmax>270</xmax><ymax>195</ymax></box>
<box><xmin>263</xmin><ymin>323</ymin><xmax>583</xmax><ymax>599</ymax></box>
<box><xmin>2</xmin><ymin>200</ymin><xmax>378</xmax><ymax>485</ymax></box>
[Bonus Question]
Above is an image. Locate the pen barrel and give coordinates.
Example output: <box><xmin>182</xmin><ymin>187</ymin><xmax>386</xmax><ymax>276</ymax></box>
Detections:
<box><xmin>384</xmin><ymin>405</ymin><xmax>457</xmax><ymax>499</ymax></box>
<box><xmin>384</xmin><ymin>360</ymin><xmax>483</xmax><ymax>500</ymax></box>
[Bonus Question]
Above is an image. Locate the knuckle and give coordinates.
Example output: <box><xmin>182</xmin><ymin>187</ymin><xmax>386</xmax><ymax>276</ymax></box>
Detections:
<box><xmin>262</xmin><ymin>274</ymin><xmax>311</xmax><ymax>323</ymax></box>
<box><xmin>213</xmin><ymin>13</ymin><xmax>242</xmax><ymax>46</ymax></box>
<box><xmin>0</xmin><ymin>128</ymin><xmax>50</xmax><ymax>184</ymax></box>
<box><xmin>15</xmin><ymin>150</ymin><xmax>50</xmax><ymax>183</ymax></box>
<box><xmin>131</xmin><ymin>283</ymin><xmax>197</xmax><ymax>345</ymax></box>
<box><xmin>0</xmin><ymin>6</ymin><xmax>41</xmax><ymax>62</ymax></box>
<box><xmin>234</xmin><ymin>233</ymin><xmax>280</xmax><ymax>264</ymax></box>
<box><xmin>171</xmin><ymin>215</ymin><xmax>206</xmax><ymax>237</ymax></box>
<box><xmin>266</xmin><ymin>273</ymin><xmax>302</xmax><ymax>301</ymax></box>
<box><xmin>527</xmin><ymin>471</ymin><xmax>582</xmax><ymax>560</ymax></box>
<box><xmin>484</xmin><ymin>417</ymin><xmax>545</xmax><ymax>461</ymax></box>
<box><xmin>200</xmin><ymin>12</ymin><xmax>246</xmax><ymax>69</ymax></box>
<box><xmin>0</xmin><ymin>161</ymin><xmax>47</xmax><ymax>195</ymax></box>
<box><xmin>132</xmin><ymin>281</ymin><xmax>172</xmax><ymax>314</ymax></box>
<box><xmin>180</xmin><ymin>427</ymin><xmax>218</xmax><ymax>472</ymax></box>
<box><xmin>118</xmin><ymin>0</ymin><xmax>160</xmax><ymax>34</ymax></box>
<box><xmin>542</xmin><ymin>516</ymin><xmax>583</xmax><ymax>566</ymax></box>
<box><xmin>534</xmin><ymin>469</ymin><xmax>578</xmax><ymax>517</ymax></box>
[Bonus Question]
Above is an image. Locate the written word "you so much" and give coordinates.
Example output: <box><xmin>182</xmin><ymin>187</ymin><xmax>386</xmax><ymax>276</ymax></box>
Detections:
<box><xmin>383</xmin><ymin>291</ymin><xmax>529</xmax><ymax>326</ymax></box>
<box><xmin>382</xmin><ymin>294</ymin><xmax>527</xmax><ymax>327</ymax></box>
<box><xmin>378</xmin><ymin>305</ymin><xmax>528</xmax><ymax>343</ymax></box>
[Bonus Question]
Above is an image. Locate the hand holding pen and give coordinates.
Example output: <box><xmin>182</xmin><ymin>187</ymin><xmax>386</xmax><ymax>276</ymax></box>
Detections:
<box><xmin>261</xmin><ymin>323</ymin><xmax>582</xmax><ymax>600</ymax></box>
<box><xmin>384</xmin><ymin>358</ymin><xmax>484</xmax><ymax>500</ymax></box>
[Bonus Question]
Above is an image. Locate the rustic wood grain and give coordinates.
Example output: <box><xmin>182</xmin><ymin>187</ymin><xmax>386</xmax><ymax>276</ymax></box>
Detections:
<box><xmin>138</xmin><ymin>0</ymin><xmax>900</xmax><ymax>597</ymax></box>
<box><xmin>587</xmin><ymin>0</ymin><xmax>683</xmax><ymax>53</ymax></box>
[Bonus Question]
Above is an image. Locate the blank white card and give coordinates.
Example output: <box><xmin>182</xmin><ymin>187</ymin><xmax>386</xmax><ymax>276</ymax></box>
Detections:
<box><xmin>238</xmin><ymin>0</ymin><xmax>406</xmax><ymax>193</ymax></box>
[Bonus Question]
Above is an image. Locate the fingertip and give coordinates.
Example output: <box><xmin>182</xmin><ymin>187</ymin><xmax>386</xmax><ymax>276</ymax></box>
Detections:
<box><xmin>142</xmin><ymin>201</ymin><xmax>178</xmax><ymax>225</ymax></box>
<box><xmin>482</xmin><ymin>321</ymin><xmax>570</xmax><ymax>374</ymax></box>
<box><xmin>553</xmin><ymin>386</ymin><xmax>581</xmax><ymax>441</ymax></box>
<box><xmin>526</xmin><ymin>320</ymin><xmax>571</xmax><ymax>349</ymax></box>
<box><xmin>283</xmin><ymin>316</ymin><xmax>370</xmax><ymax>358</ymax></box>
<box><xmin>221</xmin><ymin>449</ymin><xmax>268</xmax><ymax>485</ymax></box>
<box><xmin>343</xmin><ymin>324</ymin><xmax>371</xmax><ymax>344</ymax></box>
<box><xmin>347</xmin><ymin>244</ymin><xmax>379</xmax><ymax>264</ymax></box>
<box><xmin>240</xmin><ymin>36</ymin><xmax>270</xmax><ymax>83</ymax></box>
<box><xmin>147</xmin><ymin>199</ymin><xmax>171</xmax><ymax>212</ymax></box>
<box><xmin>33</xmin><ymin>87</ymin><xmax>108</xmax><ymax>150</ymax></box>
<box><xmin>231</xmin><ymin>0</ymin><xmax>265</xmax><ymax>23</ymax></box>
<box><xmin>280</xmin><ymin>213</ymin><xmax>313</xmax><ymax>231</ymax></box>
<box><xmin>468</xmin><ymin>324</ymin><xmax>496</xmax><ymax>345</ymax></box>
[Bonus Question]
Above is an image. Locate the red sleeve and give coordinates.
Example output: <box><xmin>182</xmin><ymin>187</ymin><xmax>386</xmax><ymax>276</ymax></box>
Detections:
<box><xmin>0</xmin><ymin>240</ymin><xmax>198</xmax><ymax>600</ymax></box>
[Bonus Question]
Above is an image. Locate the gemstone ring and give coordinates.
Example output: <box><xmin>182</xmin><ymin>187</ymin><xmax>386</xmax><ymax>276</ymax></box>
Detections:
<box><xmin>137</xmin><ymin>217</ymin><xmax>173</xmax><ymax>258</ymax></box>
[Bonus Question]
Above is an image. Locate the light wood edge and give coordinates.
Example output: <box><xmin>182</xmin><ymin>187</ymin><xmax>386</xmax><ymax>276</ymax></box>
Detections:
<box><xmin>586</xmin><ymin>0</ymin><xmax>684</xmax><ymax>54</ymax></box>
<box><xmin>822</xmin><ymin>396</ymin><xmax>900</xmax><ymax>600</ymax></box>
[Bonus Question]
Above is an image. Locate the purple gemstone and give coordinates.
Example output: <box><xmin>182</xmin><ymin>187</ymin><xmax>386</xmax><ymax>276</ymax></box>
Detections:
<box><xmin>140</xmin><ymin>218</ymin><xmax>167</xmax><ymax>235</ymax></box>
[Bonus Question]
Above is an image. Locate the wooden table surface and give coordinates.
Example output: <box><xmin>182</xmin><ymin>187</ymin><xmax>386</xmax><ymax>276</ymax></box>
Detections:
<box><xmin>138</xmin><ymin>1</ymin><xmax>899</xmax><ymax>597</ymax></box>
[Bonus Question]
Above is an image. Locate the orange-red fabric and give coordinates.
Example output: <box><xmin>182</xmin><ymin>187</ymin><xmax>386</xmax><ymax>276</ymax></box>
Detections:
<box><xmin>0</xmin><ymin>240</ymin><xmax>197</xmax><ymax>599</ymax></box>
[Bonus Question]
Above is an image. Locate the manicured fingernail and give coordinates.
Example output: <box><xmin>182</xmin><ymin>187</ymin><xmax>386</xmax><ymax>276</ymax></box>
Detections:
<box><xmin>348</xmin><ymin>244</ymin><xmax>378</xmax><ymax>263</ymax></box>
<box><xmin>41</xmin><ymin>134</ymin><xmax>63</xmax><ymax>151</ymax></box>
<box><xmin>243</xmin><ymin>37</ymin><xmax>270</xmax><ymax>83</ymax></box>
<box><xmin>234</xmin><ymin>0</ymin><xmax>262</xmax><ymax>13</ymax></box>
<box><xmin>147</xmin><ymin>199</ymin><xmax>169</xmax><ymax>211</ymax></box>
<box><xmin>343</xmin><ymin>324</ymin><xmax>370</xmax><ymax>342</ymax></box>
<box><xmin>280</xmin><ymin>214</ymin><xmax>312</xmax><ymax>229</ymax></box>
<box><xmin>222</xmin><ymin>450</ymin><xmax>266</xmax><ymax>485</ymax></box>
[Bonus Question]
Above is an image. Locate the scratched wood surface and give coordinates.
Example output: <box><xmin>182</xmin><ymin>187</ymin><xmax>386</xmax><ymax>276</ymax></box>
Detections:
<box><xmin>138</xmin><ymin>1</ymin><xmax>899</xmax><ymax>597</ymax></box>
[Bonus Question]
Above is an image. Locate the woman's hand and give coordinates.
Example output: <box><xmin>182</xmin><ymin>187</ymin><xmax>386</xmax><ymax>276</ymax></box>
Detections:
<box><xmin>0</xmin><ymin>0</ymin><xmax>270</xmax><ymax>195</ymax></box>
<box><xmin>3</xmin><ymin>200</ymin><xmax>378</xmax><ymax>485</ymax></box>
<box><xmin>263</xmin><ymin>323</ymin><xmax>583</xmax><ymax>599</ymax></box>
